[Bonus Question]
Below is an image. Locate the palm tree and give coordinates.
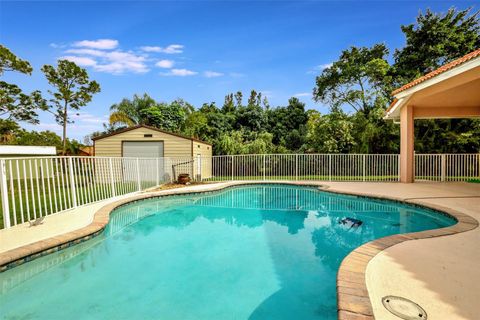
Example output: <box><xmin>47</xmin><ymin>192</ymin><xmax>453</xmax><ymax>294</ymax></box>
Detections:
<box><xmin>109</xmin><ymin>93</ymin><xmax>157</xmax><ymax>127</ymax></box>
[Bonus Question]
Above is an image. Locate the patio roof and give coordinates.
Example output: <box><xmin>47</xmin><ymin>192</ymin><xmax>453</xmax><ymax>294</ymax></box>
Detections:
<box><xmin>384</xmin><ymin>49</ymin><xmax>480</xmax><ymax>183</ymax></box>
<box><xmin>385</xmin><ymin>49</ymin><xmax>480</xmax><ymax>120</ymax></box>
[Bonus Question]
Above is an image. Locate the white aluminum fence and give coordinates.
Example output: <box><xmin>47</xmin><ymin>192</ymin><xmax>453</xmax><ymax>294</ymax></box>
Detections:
<box><xmin>415</xmin><ymin>154</ymin><xmax>480</xmax><ymax>181</ymax></box>
<box><xmin>206</xmin><ymin>154</ymin><xmax>479</xmax><ymax>182</ymax></box>
<box><xmin>206</xmin><ymin>154</ymin><xmax>400</xmax><ymax>182</ymax></box>
<box><xmin>0</xmin><ymin>156</ymin><xmax>198</xmax><ymax>229</ymax></box>
<box><xmin>1</xmin><ymin>154</ymin><xmax>478</xmax><ymax>229</ymax></box>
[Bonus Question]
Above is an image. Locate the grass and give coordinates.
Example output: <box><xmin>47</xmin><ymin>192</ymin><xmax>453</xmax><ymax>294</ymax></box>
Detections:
<box><xmin>0</xmin><ymin>177</ymin><xmax>155</xmax><ymax>229</ymax></box>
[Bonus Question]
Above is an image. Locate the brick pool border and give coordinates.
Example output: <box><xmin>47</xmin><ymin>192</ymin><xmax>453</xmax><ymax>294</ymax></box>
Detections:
<box><xmin>0</xmin><ymin>181</ymin><xmax>477</xmax><ymax>320</ymax></box>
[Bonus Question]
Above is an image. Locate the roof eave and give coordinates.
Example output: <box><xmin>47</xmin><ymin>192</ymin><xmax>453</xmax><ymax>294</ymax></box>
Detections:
<box><xmin>392</xmin><ymin>54</ymin><xmax>480</xmax><ymax>99</ymax></box>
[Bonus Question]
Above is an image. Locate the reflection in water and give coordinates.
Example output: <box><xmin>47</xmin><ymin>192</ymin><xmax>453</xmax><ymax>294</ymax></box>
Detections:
<box><xmin>0</xmin><ymin>185</ymin><xmax>455</xmax><ymax>320</ymax></box>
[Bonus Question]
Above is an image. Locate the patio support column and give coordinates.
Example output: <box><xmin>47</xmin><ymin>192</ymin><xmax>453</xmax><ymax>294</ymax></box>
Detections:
<box><xmin>400</xmin><ymin>104</ymin><xmax>414</xmax><ymax>183</ymax></box>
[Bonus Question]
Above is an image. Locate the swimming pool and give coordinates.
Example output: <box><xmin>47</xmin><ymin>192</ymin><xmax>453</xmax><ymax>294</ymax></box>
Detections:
<box><xmin>0</xmin><ymin>184</ymin><xmax>455</xmax><ymax>319</ymax></box>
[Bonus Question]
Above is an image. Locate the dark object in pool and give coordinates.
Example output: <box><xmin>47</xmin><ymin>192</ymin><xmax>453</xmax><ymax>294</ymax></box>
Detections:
<box><xmin>339</xmin><ymin>217</ymin><xmax>363</xmax><ymax>229</ymax></box>
<box><xmin>177</xmin><ymin>173</ymin><xmax>191</xmax><ymax>184</ymax></box>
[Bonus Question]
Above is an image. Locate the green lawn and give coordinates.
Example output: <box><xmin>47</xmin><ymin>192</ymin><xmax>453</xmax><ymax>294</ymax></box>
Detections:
<box><xmin>0</xmin><ymin>177</ymin><xmax>155</xmax><ymax>229</ymax></box>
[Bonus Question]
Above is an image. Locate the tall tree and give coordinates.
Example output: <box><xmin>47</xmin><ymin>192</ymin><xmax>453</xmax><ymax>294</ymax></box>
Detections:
<box><xmin>313</xmin><ymin>44</ymin><xmax>391</xmax><ymax>116</ymax></box>
<box><xmin>42</xmin><ymin>60</ymin><xmax>100</xmax><ymax>154</ymax></box>
<box><xmin>0</xmin><ymin>119</ymin><xmax>20</xmax><ymax>143</ymax></box>
<box><xmin>305</xmin><ymin>107</ymin><xmax>356</xmax><ymax>153</ymax></box>
<box><xmin>234</xmin><ymin>91</ymin><xmax>243</xmax><ymax>108</ymax></box>
<box><xmin>0</xmin><ymin>45</ymin><xmax>46</xmax><ymax>123</ymax></box>
<box><xmin>222</xmin><ymin>93</ymin><xmax>235</xmax><ymax>113</ymax></box>
<box><xmin>109</xmin><ymin>93</ymin><xmax>156</xmax><ymax>127</ymax></box>
<box><xmin>267</xmin><ymin>97</ymin><xmax>308</xmax><ymax>151</ymax></box>
<box><xmin>393</xmin><ymin>7</ymin><xmax>479</xmax><ymax>85</ymax></box>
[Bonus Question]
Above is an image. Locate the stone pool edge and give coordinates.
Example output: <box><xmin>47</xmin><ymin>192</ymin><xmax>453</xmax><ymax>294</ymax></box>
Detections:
<box><xmin>0</xmin><ymin>181</ymin><xmax>477</xmax><ymax>320</ymax></box>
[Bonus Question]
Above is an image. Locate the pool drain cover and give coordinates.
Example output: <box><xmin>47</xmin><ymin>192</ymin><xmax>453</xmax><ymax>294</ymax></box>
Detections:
<box><xmin>382</xmin><ymin>296</ymin><xmax>427</xmax><ymax>320</ymax></box>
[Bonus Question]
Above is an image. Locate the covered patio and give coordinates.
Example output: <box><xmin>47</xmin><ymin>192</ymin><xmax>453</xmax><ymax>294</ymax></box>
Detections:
<box><xmin>385</xmin><ymin>49</ymin><xmax>480</xmax><ymax>182</ymax></box>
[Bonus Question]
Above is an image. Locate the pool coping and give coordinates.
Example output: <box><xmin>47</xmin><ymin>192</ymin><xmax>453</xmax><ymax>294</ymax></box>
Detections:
<box><xmin>0</xmin><ymin>181</ymin><xmax>477</xmax><ymax>320</ymax></box>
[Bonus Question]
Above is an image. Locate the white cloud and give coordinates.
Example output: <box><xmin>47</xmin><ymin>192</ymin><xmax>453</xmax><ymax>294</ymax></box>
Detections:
<box><xmin>58</xmin><ymin>40</ymin><xmax>190</xmax><ymax>75</ymax></box>
<box><xmin>294</xmin><ymin>92</ymin><xmax>311</xmax><ymax>97</ymax></box>
<box><xmin>307</xmin><ymin>63</ymin><xmax>333</xmax><ymax>74</ymax></box>
<box><xmin>229</xmin><ymin>72</ymin><xmax>246</xmax><ymax>78</ymax></box>
<box><xmin>95</xmin><ymin>51</ymin><xmax>149</xmax><ymax>74</ymax></box>
<box><xmin>73</xmin><ymin>39</ymin><xmax>119</xmax><ymax>50</ymax></box>
<box><xmin>64</xmin><ymin>48</ymin><xmax>149</xmax><ymax>74</ymax></box>
<box><xmin>155</xmin><ymin>59</ymin><xmax>175</xmax><ymax>68</ymax></box>
<box><xmin>160</xmin><ymin>68</ymin><xmax>197</xmax><ymax>76</ymax></box>
<box><xmin>50</xmin><ymin>43</ymin><xmax>66</xmax><ymax>49</ymax></box>
<box><xmin>140</xmin><ymin>46</ymin><xmax>162</xmax><ymax>52</ymax></box>
<box><xmin>204</xmin><ymin>71</ymin><xmax>223</xmax><ymax>78</ymax></box>
<box><xmin>65</xmin><ymin>48</ymin><xmax>106</xmax><ymax>57</ymax></box>
<box><xmin>141</xmin><ymin>44</ymin><xmax>184</xmax><ymax>54</ymax></box>
<box><xmin>61</xmin><ymin>56</ymin><xmax>97</xmax><ymax>67</ymax></box>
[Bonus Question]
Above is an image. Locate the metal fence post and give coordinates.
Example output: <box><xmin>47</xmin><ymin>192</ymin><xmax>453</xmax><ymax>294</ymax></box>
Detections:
<box><xmin>0</xmin><ymin>159</ymin><xmax>11</xmax><ymax>228</ymax></box>
<box><xmin>263</xmin><ymin>154</ymin><xmax>266</xmax><ymax>181</ymax></box>
<box><xmin>68</xmin><ymin>157</ymin><xmax>77</xmax><ymax>208</ymax></box>
<box><xmin>295</xmin><ymin>154</ymin><xmax>298</xmax><ymax>181</ymax></box>
<box><xmin>328</xmin><ymin>154</ymin><xmax>332</xmax><ymax>181</ymax></box>
<box><xmin>363</xmin><ymin>154</ymin><xmax>366</xmax><ymax>182</ymax></box>
<box><xmin>441</xmin><ymin>154</ymin><xmax>446</xmax><ymax>182</ymax></box>
<box><xmin>231</xmin><ymin>155</ymin><xmax>234</xmax><ymax>181</ymax></box>
<box><xmin>398</xmin><ymin>154</ymin><xmax>401</xmax><ymax>181</ymax></box>
<box><xmin>109</xmin><ymin>158</ymin><xmax>116</xmax><ymax>197</ymax></box>
<box><xmin>136</xmin><ymin>158</ymin><xmax>141</xmax><ymax>191</ymax></box>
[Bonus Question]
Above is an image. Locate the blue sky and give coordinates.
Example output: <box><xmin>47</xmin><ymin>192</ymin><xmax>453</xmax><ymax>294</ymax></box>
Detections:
<box><xmin>0</xmin><ymin>0</ymin><xmax>477</xmax><ymax>141</ymax></box>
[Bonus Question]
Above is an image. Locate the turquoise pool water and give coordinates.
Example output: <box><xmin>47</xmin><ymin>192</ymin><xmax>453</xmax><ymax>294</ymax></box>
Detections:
<box><xmin>0</xmin><ymin>184</ymin><xmax>455</xmax><ymax>320</ymax></box>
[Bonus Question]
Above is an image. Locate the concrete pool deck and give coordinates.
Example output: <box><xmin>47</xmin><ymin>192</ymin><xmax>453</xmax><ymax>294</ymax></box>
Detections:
<box><xmin>0</xmin><ymin>181</ymin><xmax>479</xmax><ymax>319</ymax></box>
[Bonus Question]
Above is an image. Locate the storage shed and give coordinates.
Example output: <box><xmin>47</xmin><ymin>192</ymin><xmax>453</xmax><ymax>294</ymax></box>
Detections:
<box><xmin>92</xmin><ymin>125</ymin><xmax>212</xmax><ymax>180</ymax></box>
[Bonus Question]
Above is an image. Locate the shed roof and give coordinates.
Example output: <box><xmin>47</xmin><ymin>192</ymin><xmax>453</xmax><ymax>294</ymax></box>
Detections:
<box><xmin>92</xmin><ymin>125</ymin><xmax>212</xmax><ymax>146</ymax></box>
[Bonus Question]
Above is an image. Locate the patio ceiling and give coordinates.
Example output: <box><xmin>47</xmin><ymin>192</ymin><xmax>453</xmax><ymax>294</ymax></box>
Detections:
<box><xmin>385</xmin><ymin>53</ymin><xmax>480</xmax><ymax>120</ymax></box>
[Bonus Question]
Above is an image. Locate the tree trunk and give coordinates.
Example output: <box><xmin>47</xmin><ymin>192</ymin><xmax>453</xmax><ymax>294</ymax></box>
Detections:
<box><xmin>62</xmin><ymin>103</ymin><xmax>68</xmax><ymax>155</ymax></box>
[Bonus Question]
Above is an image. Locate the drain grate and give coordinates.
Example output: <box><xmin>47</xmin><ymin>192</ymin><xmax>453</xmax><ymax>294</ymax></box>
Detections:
<box><xmin>382</xmin><ymin>296</ymin><xmax>427</xmax><ymax>320</ymax></box>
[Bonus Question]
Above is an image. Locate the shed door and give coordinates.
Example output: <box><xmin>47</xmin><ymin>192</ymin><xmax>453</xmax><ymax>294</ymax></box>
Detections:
<box><xmin>122</xmin><ymin>141</ymin><xmax>164</xmax><ymax>184</ymax></box>
<box><xmin>122</xmin><ymin>141</ymin><xmax>164</xmax><ymax>158</ymax></box>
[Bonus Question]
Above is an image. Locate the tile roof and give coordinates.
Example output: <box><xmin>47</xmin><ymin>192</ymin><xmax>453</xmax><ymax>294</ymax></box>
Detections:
<box><xmin>392</xmin><ymin>48</ymin><xmax>480</xmax><ymax>96</ymax></box>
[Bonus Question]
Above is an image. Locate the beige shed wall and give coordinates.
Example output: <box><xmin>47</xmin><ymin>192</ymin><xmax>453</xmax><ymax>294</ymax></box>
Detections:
<box><xmin>191</xmin><ymin>141</ymin><xmax>213</xmax><ymax>179</ymax></box>
<box><xmin>94</xmin><ymin>127</ymin><xmax>192</xmax><ymax>158</ymax></box>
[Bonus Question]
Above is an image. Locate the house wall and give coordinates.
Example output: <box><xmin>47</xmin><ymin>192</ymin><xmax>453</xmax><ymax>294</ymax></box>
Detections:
<box><xmin>94</xmin><ymin>127</ymin><xmax>192</xmax><ymax>158</ymax></box>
